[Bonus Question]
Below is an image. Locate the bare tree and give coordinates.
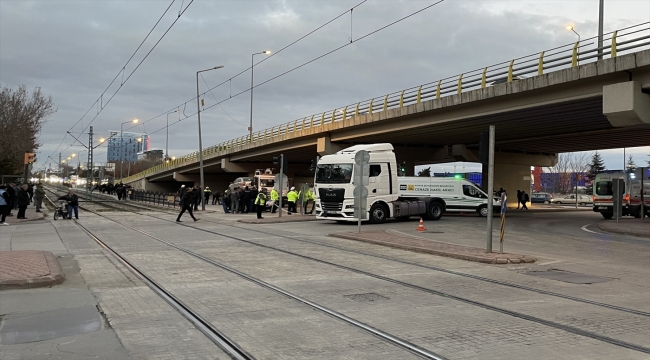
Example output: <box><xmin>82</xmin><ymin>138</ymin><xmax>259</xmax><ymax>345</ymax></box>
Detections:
<box><xmin>0</xmin><ymin>85</ymin><xmax>56</xmax><ymax>175</ymax></box>
<box><xmin>543</xmin><ymin>152</ymin><xmax>591</xmax><ymax>194</ymax></box>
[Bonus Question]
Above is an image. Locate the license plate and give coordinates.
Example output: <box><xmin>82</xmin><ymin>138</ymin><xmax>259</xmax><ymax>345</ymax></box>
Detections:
<box><xmin>598</xmin><ymin>206</ymin><xmax>608</xmax><ymax>210</ymax></box>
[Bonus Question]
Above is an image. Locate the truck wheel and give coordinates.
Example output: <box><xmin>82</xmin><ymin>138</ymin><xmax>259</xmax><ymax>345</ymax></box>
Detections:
<box><xmin>369</xmin><ymin>203</ymin><xmax>387</xmax><ymax>224</ymax></box>
<box><xmin>601</xmin><ymin>212</ymin><xmax>613</xmax><ymax>219</ymax></box>
<box><xmin>477</xmin><ymin>205</ymin><xmax>488</xmax><ymax>217</ymax></box>
<box><xmin>425</xmin><ymin>202</ymin><xmax>444</xmax><ymax>221</ymax></box>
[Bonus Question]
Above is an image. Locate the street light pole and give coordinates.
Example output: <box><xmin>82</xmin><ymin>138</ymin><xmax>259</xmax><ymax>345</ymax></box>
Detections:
<box><xmin>166</xmin><ymin>110</ymin><xmax>178</xmax><ymax>160</ymax></box>
<box><xmin>196</xmin><ymin>65</ymin><xmax>224</xmax><ymax>210</ymax></box>
<box><xmin>598</xmin><ymin>0</ymin><xmax>604</xmax><ymax>60</ymax></box>
<box><xmin>249</xmin><ymin>50</ymin><xmax>271</xmax><ymax>142</ymax></box>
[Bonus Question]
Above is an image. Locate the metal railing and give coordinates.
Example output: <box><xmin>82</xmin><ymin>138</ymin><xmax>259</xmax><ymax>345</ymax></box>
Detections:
<box><xmin>131</xmin><ymin>190</ymin><xmax>180</xmax><ymax>208</ymax></box>
<box><xmin>123</xmin><ymin>22</ymin><xmax>650</xmax><ymax>183</ymax></box>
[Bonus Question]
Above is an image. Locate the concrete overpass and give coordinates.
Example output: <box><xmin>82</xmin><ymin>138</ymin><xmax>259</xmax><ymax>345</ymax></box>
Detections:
<box><xmin>124</xmin><ymin>27</ymin><xmax>650</xmax><ymax>196</ymax></box>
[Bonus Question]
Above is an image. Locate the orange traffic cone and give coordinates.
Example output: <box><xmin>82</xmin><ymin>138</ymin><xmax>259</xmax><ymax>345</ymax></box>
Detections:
<box><xmin>416</xmin><ymin>217</ymin><xmax>427</xmax><ymax>231</ymax></box>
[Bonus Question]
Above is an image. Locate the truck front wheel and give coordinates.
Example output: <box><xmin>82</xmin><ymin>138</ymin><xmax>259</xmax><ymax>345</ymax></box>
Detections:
<box><xmin>425</xmin><ymin>202</ymin><xmax>444</xmax><ymax>221</ymax></box>
<box><xmin>369</xmin><ymin>203</ymin><xmax>388</xmax><ymax>224</ymax></box>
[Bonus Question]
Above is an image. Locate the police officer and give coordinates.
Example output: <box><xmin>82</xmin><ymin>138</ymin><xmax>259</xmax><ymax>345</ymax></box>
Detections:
<box><xmin>255</xmin><ymin>188</ymin><xmax>268</xmax><ymax>219</ymax></box>
<box><xmin>270</xmin><ymin>188</ymin><xmax>279</xmax><ymax>213</ymax></box>
<box><xmin>204</xmin><ymin>186</ymin><xmax>212</xmax><ymax>206</ymax></box>
<box><xmin>286</xmin><ymin>187</ymin><xmax>298</xmax><ymax>215</ymax></box>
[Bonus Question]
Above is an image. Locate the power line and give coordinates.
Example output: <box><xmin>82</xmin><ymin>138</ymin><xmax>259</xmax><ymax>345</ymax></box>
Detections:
<box><xmin>142</xmin><ymin>0</ymin><xmax>447</xmax><ymax>137</ymax></box>
<box><xmin>49</xmin><ymin>0</ymin><xmax>193</xmax><ymax>158</ymax></box>
<box><xmin>127</xmin><ymin>0</ymin><xmax>370</xmax><ymax>131</ymax></box>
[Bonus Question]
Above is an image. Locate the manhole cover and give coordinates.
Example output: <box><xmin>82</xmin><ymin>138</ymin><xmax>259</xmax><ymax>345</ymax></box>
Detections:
<box><xmin>526</xmin><ymin>270</ymin><xmax>611</xmax><ymax>284</ymax></box>
<box><xmin>343</xmin><ymin>293</ymin><xmax>389</xmax><ymax>302</ymax></box>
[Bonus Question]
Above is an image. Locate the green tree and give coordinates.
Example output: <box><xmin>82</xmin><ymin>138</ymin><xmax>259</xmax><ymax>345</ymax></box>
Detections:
<box><xmin>417</xmin><ymin>167</ymin><xmax>431</xmax><ymax>177</ymax></box>
<box><xmin>585</xmin><ymin>152</ymin><xmax>606</xmax><ymax>195</ymax></box>
<box><xmin>0</xmin><ymin>85</ymin><xmax>56</xmax><ymax>176</ymax></box>
<box><xmin>626</xmin><ymin>155</ymin><xmax>636</xmax><ymax>173</ymax></box>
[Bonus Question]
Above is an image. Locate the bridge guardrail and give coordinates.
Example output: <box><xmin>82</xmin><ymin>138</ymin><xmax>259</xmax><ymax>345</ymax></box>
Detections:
<box><xmin>123</xmin><ymin>22</ymin><xmax>650</xmax><ymax>183</ymax></box>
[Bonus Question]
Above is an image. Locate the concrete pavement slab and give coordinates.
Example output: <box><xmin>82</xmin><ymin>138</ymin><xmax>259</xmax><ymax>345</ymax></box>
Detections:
<box><xmin>597</xmin><ymin>218</ymin><xmax>650</xmax><ymax>238</ymax></box>
<box><xmin>2</xmin><ymin>206</ymin><xmax>45</xmax><ymax>225</ymax></box>
<box><xmin>0</xmin><ymin>250</ymin><xmax>64</xmax><ymax>289</ymax></box>
<box><xmin>330</xmin><ymin>229</ymin><xmax>536</xmax><ymax>264</ymax></box>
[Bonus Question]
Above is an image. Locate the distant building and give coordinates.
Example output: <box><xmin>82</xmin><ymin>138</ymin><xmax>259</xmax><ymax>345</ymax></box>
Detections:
<box><xmin>107</xmin><ymin>132</ymin><xmax>150</xmax><ymax>162</ymax></box>
<box><xmin>137</xmin><ymin>149</ymin><xmax>163</xmax><ymax>162</ymax></box>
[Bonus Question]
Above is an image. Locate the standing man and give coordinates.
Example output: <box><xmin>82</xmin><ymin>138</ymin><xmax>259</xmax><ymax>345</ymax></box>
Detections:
<box><xmin>0</xmin><ymin>185</ymin><xmax>10</xmax><ymax>225</ymax></box>
<box><xmin>270</xmin><ymin>187</ymin><xmax>279</xmax><ymax>213</ymax></box>
<box><xmin>34</xmin><ymin>183</ymin><xmax>45</xmax><ymax>213</ymax></box>
<box><xmin>250</xmin><ymin>186</ymin><xmax>258</xmax><ymax>214</ymax></box>
<box><xmin>192</xmin><ymin>186</ymin><xmax>201</xmax><ymax>211</ymax></box>
<box><xmin>520</xmin><ymin>190</ymin><xmax>529</xmax><ymax>210</ymax></box>
<box><xmin>304</xmin><ymin>186</ymin><xmax>315</xmax><ymax>214</ymax></box>
<box><xmin>286</xmin><ymin>187</ymin><xmax>298</xmax><ymax>215</ymax></box>
<box><xmin>58</xmin><ymin>190</ymin><xmax>79</xmax><ymax>220</ymax></box>
<box><xmin>516</xmin><ymin>190</ymin><xmax>522</xmax><ymax>210</ymax></box>
<box><xmin>255</xmin><ymin>188</ymin><xmax>268</xmax><ymax>219</ymax></box>
<box><xmin>221</xmin><ymin>189</ymin><xmax>230</xmax><ymax>213</ymax></box>
<box><xmin>204</xmin><ymin>186</ymin><xmax>212</xmax><ymax>207</ymax></box>
<box><xmin>6</xmin><ymin>182</ymin><xmax>16</xmax><ymax>216</ymax></box>
<box><xmin>230</xmin><ymin>187</ymin><xmax>240</xmax><ymax>213</ymax></box>
<box><xmin>176</xmin><ymin>189</ymin><xmax>199</xmax><ymax>222</ymax></box>
<box><xmin>242</xmin><ymin>187</ymin><xmax>251</xmax><ymax>213</ymax></box>
<box><xmin>115</xmin><ymin>183</ymin><xmax>124</xmax><ymax>200</ymax></box>
<box><xmin>16</xmin><ymin>184</ymin><xmax>30</xmax><ymax>219</ymax></box>
<box><xmin>27</xmin><ymin>183</ymin><xmax>34</xmax><ymax>204</ymax></box>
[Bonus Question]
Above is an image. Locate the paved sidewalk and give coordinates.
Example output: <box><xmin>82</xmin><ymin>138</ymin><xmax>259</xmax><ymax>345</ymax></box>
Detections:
<box><xmin>2</xmin><ymin>207</ymin><xmax>45</xmax><ymax>225</ymax></box>
<box><xmin>330</xmin><ymin>230</ymin><xmax>536</xmax><ymax>264</ymax></box>
<box><xmin>0</xmin><ymin>250</ymin><xmax>64</xmax><ymax>289</ymax></box>
<box><xmin>597</xmin><ymin>218</ymin><xmax>650</xmax><ymax>238</ymax></box>
<box><xmin>239</xmin><ymin>213</ymin><xmax>320</xmax><ymax>224</ymax></box>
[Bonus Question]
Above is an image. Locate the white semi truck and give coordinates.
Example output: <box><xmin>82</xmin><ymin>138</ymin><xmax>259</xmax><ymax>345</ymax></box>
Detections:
<box><xmin>314</xmin><ymin>143</ymin><xmax>501</xmax><ymax>224</ymax></box>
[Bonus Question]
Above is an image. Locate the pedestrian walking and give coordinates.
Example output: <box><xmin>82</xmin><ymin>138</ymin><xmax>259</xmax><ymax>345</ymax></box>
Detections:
<box><xmin>212</xmin><ymin>190</ymin><xmax>220</xmax><ymax>205</ymax></box>
<box><xmin>255</xmin><ymin>188</ymin><xmax>268</xmax><ymax>219</ymax></box>
<box><xmin>34</xmin><ymin>183</ymin><xmax>45</xmax><ymax>212</ymax></box>
<box><xmin>16</xmin><ymin>184</ymin><xmax>30</xmax><ymax>219</ymax></box>
<box><xmin>57</xmin><ymin>190</ymin><xmax>79</xmax><ymax>219</ymax></box>
<box><xmin>516</xmin><ymin>190</ymin><xmax>522</xmax><ymax>209</ymax></box>
<box><xmin>221</xmin><ymin>189</ymin><xmax>230</xmax><ymax>213</ymax></box>
<box><xmin>287</xmin><ymin>187</ymin><xmax>298</xmax><ymax>215</ymax></box>
<box><xmin>304</xmin><ymin>186</ymin><xmax>315</xmax><ymax>214</ymax></box>
<box><xmin>6</xmin><ymin>182</ymin><xmax>16</xmax><ymax>216</ymax></box>
<box><xmin>520</xmin><ymin>191</ymin><xmax>529</xmax><ymax>210</ymax></box>
<box><xmin>115</xmin><ymin>183</ymin><xmax>125</xmax><ymax>200</ymax></box>
<box><xmin>176</xmin><ymin>190</ymin><xmax>198</xmax><ymax>222</ymax></box>
<box><xmin>250</xmin><ymin>186</ymin><xmax>258</xmax><ymax>214</ymax></box>
<box><xmin>0</xmin><ymin>185</ymin><xmax>10</xmax><ymax>225</ymax></box>
<box><xmin>230</xmin><ymin>187</ymin><xmax>240</xmax><ymax>213</ymax></box>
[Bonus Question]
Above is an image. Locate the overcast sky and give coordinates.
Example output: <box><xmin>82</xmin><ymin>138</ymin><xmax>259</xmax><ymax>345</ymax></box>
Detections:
<box><xmin>1</xmin><ymin>0</ymin><xmax>649</xmax><ymax>173</ymax></box>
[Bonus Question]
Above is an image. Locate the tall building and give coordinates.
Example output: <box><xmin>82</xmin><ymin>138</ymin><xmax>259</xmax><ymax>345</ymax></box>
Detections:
<box><xmin>107</xmin><ymin>132</ymin><xmax>150</xmax><ymax>162</ymax></box>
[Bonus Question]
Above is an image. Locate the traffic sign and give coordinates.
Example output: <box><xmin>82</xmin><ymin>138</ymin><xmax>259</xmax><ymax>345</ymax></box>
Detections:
<box><xmin>354</xmin><ymin>150</ymin><xmax>370</xmax><ymax>165</ymax></box>
<box><xmin>353</xmin><ymin>185</ymin><xmax>368</xmax><ymax>198</ymax></box>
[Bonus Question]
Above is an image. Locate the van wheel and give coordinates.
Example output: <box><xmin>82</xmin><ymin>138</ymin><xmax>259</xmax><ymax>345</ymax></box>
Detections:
<box><xmin>425</xmin><ymin>201</ymin><xmax>444</xmax><ymax>221</ymax></box>
<box><xmin>369</xmin><ymin>203</ymin><xmax>387</xmax><ymax>224</ymax></box>
<box><xmin>601</xmin><ymin>212</ymin><xmax>613</xmax><ymax>219</ymax></box>
<box><xmin>477</xmin><ymin>205</ymin><xmax>488</xmax><ymax>217</ymax></box>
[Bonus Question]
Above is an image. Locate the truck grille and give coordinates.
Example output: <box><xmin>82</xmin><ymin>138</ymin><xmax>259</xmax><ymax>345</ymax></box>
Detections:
<box><xmin>321</xmin><ymin>201</ymin><xmax>343</xmax><ymax>211</ymax></box>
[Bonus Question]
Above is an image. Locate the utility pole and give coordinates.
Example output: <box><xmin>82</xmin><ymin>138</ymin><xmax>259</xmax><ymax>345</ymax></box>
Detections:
<box><xmin>88</xmin><ymin>126</ymin><xmax>94</xmax><ymax>201</ymax></box>
<box><xmin>598</xmin><ymin>0</ymin><xmax>604</xmax><ymax>60</ymax></box>
<box><xmin>59</xmin><ymin>152</ymin><xmax>62</xmax><ymax>191</ymax></box>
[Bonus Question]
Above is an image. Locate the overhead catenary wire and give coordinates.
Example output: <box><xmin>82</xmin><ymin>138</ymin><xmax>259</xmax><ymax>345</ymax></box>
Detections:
<box><xmin>48</xmin><ymin>0</ymin><xmax>192</xmax><ymax>158</ymax></box>
<box><xmin>139</xmin><ymin>0</ymin><xmax>447</xmax><ymax>137</ymax></box>
<box><xmin>125</xmin><ymin>0</ymin><xmax>370</xmax><ymax>132</ymax></box>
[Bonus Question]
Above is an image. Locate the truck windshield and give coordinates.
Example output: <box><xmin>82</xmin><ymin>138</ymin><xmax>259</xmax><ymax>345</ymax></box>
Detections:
<box><xmin>316</xmin><ymin>164</ymin><xmax>353</xmax><ymax>183</ymax></box>
<box><xmin>259</xmin><ymin>179</ymin><xmax>275</xmax><ymax>188</ymax></box>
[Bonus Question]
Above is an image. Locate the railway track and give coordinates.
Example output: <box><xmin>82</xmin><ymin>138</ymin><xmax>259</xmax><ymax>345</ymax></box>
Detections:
<box><xmin>47</xmin><ymin>186</ymin><xmax>650</xmax><ymax>318</ymax></box>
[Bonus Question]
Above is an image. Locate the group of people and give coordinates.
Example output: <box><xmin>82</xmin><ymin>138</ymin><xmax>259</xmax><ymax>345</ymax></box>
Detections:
<box><xmin>495</xmin><ymin>188</ymin><xmax>530</xmax><ymax>210</ymax></box>
<box><xmin>92</xmin><ymin>183</ymin><xmax>132</xmax><ymax>200</ymax></box>
<box><xmin>173</xmin><ymin>182</ymin><xmax>316</xmax><ymax>222</ymax></box>
<box><xmin>0</xmin><ymin>182</ymin><xmax>46</xmax><ymax>224</ymax></box>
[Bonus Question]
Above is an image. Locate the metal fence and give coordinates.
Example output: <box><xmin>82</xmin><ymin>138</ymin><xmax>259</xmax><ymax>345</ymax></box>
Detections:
<box><xmin>123</xmin><ymin>22</ymin><xmax>650</xmax><ymax>184</ymax></box>
<box><xmin>130</xmin><ymin>190</ymin><xmax>179</xmax><ymax>208</ymax></box>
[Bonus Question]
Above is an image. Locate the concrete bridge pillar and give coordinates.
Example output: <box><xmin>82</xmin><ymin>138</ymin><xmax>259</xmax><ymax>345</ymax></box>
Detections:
<box><xmin>492</xmin><ymin>152</ymin><xmax>558</xmax><ymax>208</ymax></box>
<box><xmin>317</xmin><ymin>136</ymin><xmax>346</xmax><ymax>156</ymax></box>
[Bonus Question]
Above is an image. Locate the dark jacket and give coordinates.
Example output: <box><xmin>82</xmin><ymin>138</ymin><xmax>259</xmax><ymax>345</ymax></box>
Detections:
<box><xmin>242</xmin><ymin>189</ymin><xmax>251</xmax><ymax>202</ymax></box>
<box><xmin>6</xmin><ymin>185</ymin><xmax>16</xmax><ymax>203</ymax></box>
<box><xmin>17</xmin><ymin>188</ymin><xmax>30</xmax><ymax>206</ymax></box>
<box><xmin>180</xmin><ymin>191</ymin><xmax>194</xmax><ymax>207</ymax></box>
<box><xmin>58</xmin><ymin>194</ymin><xmax>79</xmax><ymax>206</ymax></box>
